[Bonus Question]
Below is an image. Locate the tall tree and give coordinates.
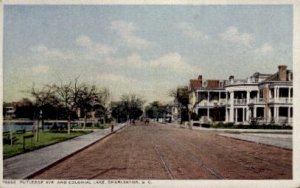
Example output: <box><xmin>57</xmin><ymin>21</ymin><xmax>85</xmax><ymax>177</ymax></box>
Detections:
<box><xmin>52</xmin><ymin>79</ymin><xmax>80</xmax><ymax>134</ymax></box>
<box><xmin>75</xmin><ymin>85</ymin><xmax>110</xmax><ymax>129</ymax></box>
<box><xmin>120</xmin><ymin>94</ymin><xmax>145</xmax><ymax>121</ymax></box>
<box><xmin>169</xmin><ymin>86</ymin><xmax>193</xmax><ymax>129</ymax></box>
<box><xmin>14</xmin><ymin>98</ymin><xmax>35</xmax><ymax>119</ymax></box>
<box><xmin>145</xmin><ymin>101</ymin><xmax>168</xmax><ymax>121</ymax></box>
<box><xmin>30</xmin><ymin>85</ymin><xmax>58</xmax><ymax>141</ymax></box>
<box><xmin>111</xmin><ymin>94</ymin><xmax>145</xmax><ymax>122</ymax></box>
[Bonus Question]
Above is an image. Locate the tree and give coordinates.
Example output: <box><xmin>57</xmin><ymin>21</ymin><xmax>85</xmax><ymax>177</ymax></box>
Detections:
<box><xmin>30</xmin><ymin>85</ymin><xmax>58</xmax><ymax>141</ymax></box>
<box><xmin>75</xmin><ymin>84</ymin><xmax>97</xmax><ymax>129</ymax></box>
<box><xmin>169</xmin><ymin>86</ymin><xmax>193</xmax><ymax>129</ymax></box>
<box><xmin>14</xmin><ymin>98</ymin><xmax>35</xmax><ymax>119</ymax></box>
<box><xmin>75</xmin><ymin>84</ymin><xmax>110</xmax><ymax>129</ymax></box>
<box><xmin>120</xmin><ymin>94</ymin><xmax>145</xmax><ymax>121</ymax></box>
<box><xmin>52</xmin><ymin>79</ymin><xmax>80</xmax><ymax>134</ymax></box>
<box><xmin>111</xmin><ymin>101</ymin><xmax>127</xmax><ymax>123</ymax></box>
<box><xmin>93</xmin><ymin>88</ymin><xmax>110</xmax><ymax>123</ymax></box>
<box><xmin>111</xmin><ymin>94</ymin><xmax>145</xmax><ymax>123</ymax></box>
<box><xmin>145</xmin><ymin>101</ymin><xmax>168</xmax><ymax>121</ymax></box>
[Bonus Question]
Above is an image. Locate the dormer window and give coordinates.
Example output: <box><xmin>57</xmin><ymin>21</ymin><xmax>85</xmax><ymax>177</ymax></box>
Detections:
<box><xmin>219</xmin><ymin>81</ymin><xmax>223</xmax><ymax>88</ymax></box>
<box><xmin>203</xmin><ymin>80</ymin><xmax>208</xmax><ymax>88</ymax></box>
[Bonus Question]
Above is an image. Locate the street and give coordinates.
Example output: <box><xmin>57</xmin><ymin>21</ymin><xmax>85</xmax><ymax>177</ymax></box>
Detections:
<box><xmin>33</xmin><ymin>121</ymin><xmax>292</xmax><ymax>179</ymax></box>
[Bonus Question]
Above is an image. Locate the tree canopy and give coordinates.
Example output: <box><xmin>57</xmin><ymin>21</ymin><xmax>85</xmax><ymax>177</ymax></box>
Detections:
<box><xmin>111</xmin><ymin>94</ymin><xmax>145</xmax><ymax>122</ymax></box>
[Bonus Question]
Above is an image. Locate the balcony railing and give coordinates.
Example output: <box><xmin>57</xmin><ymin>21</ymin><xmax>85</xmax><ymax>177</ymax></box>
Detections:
<box><xmin>249</xmin><ymin>98</ymin><xmax>265</xmax><ymax>104</ymax></box>
<box><xmin>234</xmin><ymin>99</ymin><xmax>246</xmax><ymax>105</ymax></box>
<box><xmin>197</xmin><ymin>99</ymin><xmax>228</xmax><ymax>106</ymax></box>
<box><xmin>274</xmin><ymin>117</ymin><xmax>293</xmax><ymax>125</ymax></box>
<box><xmin>269</xmin><ymin>98</ymin><xmax>293</xmax><ymax>103</ymax></box>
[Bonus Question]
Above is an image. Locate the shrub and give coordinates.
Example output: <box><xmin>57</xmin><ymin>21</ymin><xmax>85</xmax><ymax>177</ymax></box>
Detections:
<box><xmin>216</xmin><ymin>122</ymin><xmax>224</xmax><ymax>127</ymax></box>
<box><xmin>224</xmin><ymin>123</ymin><xmax>234</xmax><ymax>128</ymax></box>
<box><xmin>234</xmin><ymin>123</ymin><xmax>244</xmax><ymax>129</ymax></box>
<box><xmin>249</xmin><ymin>123</ymin><xmax>259</xmax><ymax>129</ymax></box>
<box><xmin>193</xmin><ymin>123</ymin><xmax>200</xmax><ymax>126</ymax></box>
<box><xmin>201</xmin><ymin>123</ymin><xmax>210</xmax><ymax>128</ymax></box>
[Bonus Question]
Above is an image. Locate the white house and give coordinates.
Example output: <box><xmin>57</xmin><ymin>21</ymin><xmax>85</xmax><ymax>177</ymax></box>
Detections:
<box><xmin>189</xmin><ymin>65</ymin><xmax>293</xmax><ymax>126</ymax></box>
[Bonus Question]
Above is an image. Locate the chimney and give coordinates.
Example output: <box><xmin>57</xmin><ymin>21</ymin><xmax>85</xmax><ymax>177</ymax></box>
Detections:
<box><xmin>278</xmin><ymin>65</ymin><xmax>287</xmax><ymax>81</ymax></box>
<box><xmin>198</xmin><ymin>75</ymin><xmax>203</xmax><ymax>85</ymax></box>
<box><xmin>229</xmin><ymin>75</ymin><xmax>234</xmax><ymax>84</ymax></box>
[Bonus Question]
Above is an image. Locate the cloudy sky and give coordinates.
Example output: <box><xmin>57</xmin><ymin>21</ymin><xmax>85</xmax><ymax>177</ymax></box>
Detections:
<box><xmin>3</xmin><ymin>5</ymin><xmax>292</xmax><ymax>103</ymax></box>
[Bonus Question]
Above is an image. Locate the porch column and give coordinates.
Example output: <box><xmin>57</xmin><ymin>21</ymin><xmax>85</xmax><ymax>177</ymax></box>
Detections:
<box><xmin>246</xmin><ymin>90</ymin><xmax>250</xmax><ymax>122</ymax></box>
<box><xmin>288</xmin><ymin>87</ymin><xmax>291</xmax><ymax>103</ymax></box>
<box><xmin>254</xmin><ymin>107</ymin><xmax>257</xmax><ymax>118</ymax></box>
<box><xmin>234</xmin><ymin>108</ymin><xmax>237</xmax><ymax>122</ymax></box>
<box><xmin>246</xmin><ymin>90</ymin><xmax>250</xmax><ymax>104</ymax></box>
<box><xmin>242</xmin><ymin>108</ymin><xmax>245</xmax><ymax>123</ymax></box>
<box><xmin>207</xmin><ymin>92</ymin><xmax>210</xmax><ymax>102</ymax></box>
<box><xmin>229</xmin><ymin>91</ymin><xmax>234</xmax><ymax>122</ymax></box>
<box><xmin>274</xmin><ymin>106</ymin><xmax>278</xmax><ymax>123</ymax></box>
<box><xmin>225</xmin><ymin>108</ymin><xmax>228</xmax><ymax>122</ymax></box>
<box><xmin>268</xmin><ymin>107</ymin><xmax>272</xmax><ymax>123</ymax></box>
<box><xmin>276</xmin><ymin>87</ymin><xmax>280</xmax><ymax>102</ymax></box>
<box><xmin>226</xmin><ymin>92</ymin><xmax>228</xmax><ymax>102</ymax></box>
<box><xmin>207</xmin><ymin>108</ymin><xmax>210</xmax><ymax>120</ymax></box>
<box><xmin>274</xmin><ymin>87</ymin><xmax>277</xmax><ymax>103</ymax></box>
<box><xmin>288</xmin><ymin>107</ymin><xmax>290</xmax><ymax>124</ymax></box>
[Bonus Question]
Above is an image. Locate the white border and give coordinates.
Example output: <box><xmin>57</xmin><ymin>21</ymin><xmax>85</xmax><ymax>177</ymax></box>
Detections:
<box><xmin>1</xmin><ymin>0</ymin><xmax>299</xmax><ymax>188</ymax></box>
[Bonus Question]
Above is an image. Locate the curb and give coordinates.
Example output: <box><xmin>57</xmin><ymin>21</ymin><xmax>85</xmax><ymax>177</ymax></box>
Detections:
<box><xmin>25</xmin><ymin>123</ymin><xmax>127</xmax><ymax>179</ymax></box>
<box><xmin>218</xmin><ymin>134</ymin><xmax>292</xmax><ymax>151</ymax></box>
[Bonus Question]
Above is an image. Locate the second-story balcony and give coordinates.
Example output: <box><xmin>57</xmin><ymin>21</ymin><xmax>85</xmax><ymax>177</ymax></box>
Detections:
<box><xmin>234</xmin><ymin>99</ymin><xmax>246</xmax><ymax>105</ymax></box>
<box><xmin>269</xmin><ymin>97</ymin><xmax>293</xmax><ymax>104</ymax></box>
<box><xmin>197</xmin><ymin>99</ymin><xmax>228</xmax><ymax>107</ymax></box>
<box><xmin>249</xmin><ymin>98</ymin><xmax>265</xmax><ymax>104</ymax></box>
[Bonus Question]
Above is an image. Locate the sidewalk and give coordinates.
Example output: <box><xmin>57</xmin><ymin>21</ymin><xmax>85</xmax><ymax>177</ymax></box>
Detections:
<box><xmin>3</xmin><ymin>123</ymin><xmax>127</xmax><ymax>179</ymax></box>
<box><xmin>165</xmin><ymin>122</ymin><xmax>292</xmax><ymax>149</ymax></box>
<box><xmin>219</xmin><ymin>133</ymin><xmax>292</xmax><ymax>149</ymax></box>
<box><xmin>166</xmin><ymin>122</ymin><xmax>292</xmax><ymax>134</ymax></box>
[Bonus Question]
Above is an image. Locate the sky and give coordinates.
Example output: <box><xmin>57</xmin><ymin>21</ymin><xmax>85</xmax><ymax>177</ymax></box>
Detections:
<box><xmin>3</xmin><ymin>5</ymin><xmax>293</xmax><ymax>104</ymax></box>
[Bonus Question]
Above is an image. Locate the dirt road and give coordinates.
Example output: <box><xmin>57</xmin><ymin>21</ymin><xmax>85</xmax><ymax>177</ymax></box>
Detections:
<box><xmin>33</xmin><ymin>121</ymin><xmax>292</xmax><ymax>179</ymax></box>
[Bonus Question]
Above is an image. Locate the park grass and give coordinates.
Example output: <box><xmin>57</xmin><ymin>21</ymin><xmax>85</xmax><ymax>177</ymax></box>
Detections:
<box><xmin>3</xmin><ymin>131</ymin><xmax>91</xmax><ymax>159</ymax></box>
<box><xmin>73</xmin><ymin>123</ymin><xmax>111</xmax><ymax>130</ymax></box>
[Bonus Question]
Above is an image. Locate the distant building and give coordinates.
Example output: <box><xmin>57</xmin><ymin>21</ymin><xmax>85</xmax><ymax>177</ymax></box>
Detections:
<box><xmin>189</xmin><ymin>65</ymin><xmax>293</xmax><ymax>125</ymax></box>
<box><xmin>3</xmin><ymin>106</ymin><xmax>16</xmax><ymax>118</ymax></box>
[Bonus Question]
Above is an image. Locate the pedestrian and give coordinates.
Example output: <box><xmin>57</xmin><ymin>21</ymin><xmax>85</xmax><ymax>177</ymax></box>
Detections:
<box><xmin>110</xmin><ymin>122</ymin><xmax>115</xmax><ymax>132</ymax></box>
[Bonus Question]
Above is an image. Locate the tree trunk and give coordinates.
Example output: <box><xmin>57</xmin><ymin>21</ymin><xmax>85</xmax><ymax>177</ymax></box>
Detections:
<box><xmin>67</xmin><ymin>115</ymin><xmax>71</xmax><ymax>134</ymax></box>
<box><xmin>188</xmin><ymin>111</ymin><xmax>193</xmax><ymax>130</ymax></box>
<box><xmin>41</xmin><ymin>118</ymin><xmax>44</xmax><ymax>132</ymax></box>
<box><xmin>83</xmin><ymin>113</ymin><xmax>87</xmax><ymax>129</ymax></box>
<box><xmin>35</xmin><ymin>119</ymin><xmax>39</xmax><ymax>142</ymax></box>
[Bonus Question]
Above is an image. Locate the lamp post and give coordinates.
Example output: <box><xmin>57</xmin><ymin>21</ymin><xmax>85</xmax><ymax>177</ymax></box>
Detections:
<box><xmin>36</xmin><ymin>109</ymin><xmax>42</xmax><ymax>142</ymax></box>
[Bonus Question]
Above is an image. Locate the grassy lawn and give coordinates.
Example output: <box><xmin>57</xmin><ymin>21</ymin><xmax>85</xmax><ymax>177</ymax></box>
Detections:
<box><xmin>3</xmin><ymin>131</ymin><xmax>91</xmax><ymax>159</ymax></box>
<box><xmin>73</xmin><ymin>124</ymin><xmax>111</xmax><ymax>129</ymax></box>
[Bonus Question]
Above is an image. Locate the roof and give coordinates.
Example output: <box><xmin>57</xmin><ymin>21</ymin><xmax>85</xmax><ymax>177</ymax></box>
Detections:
<box><xmin>205</xmin><ymin>80</ymin><xmax>222</xmax><ymax>89</ymax></box>
<box><xmin>264</xmin><ymin>70</ymin><xmax>292</xmax><ymax>82</ymax></box>
<box><xmin>189</xmin><ymin>79</ymin><xmax>202</xmax><ymax>90</ymax></box>
<box><xmin>264</xmin><ymin>73</ymin><xmax>278</xmax><ymax>81</ymax></box>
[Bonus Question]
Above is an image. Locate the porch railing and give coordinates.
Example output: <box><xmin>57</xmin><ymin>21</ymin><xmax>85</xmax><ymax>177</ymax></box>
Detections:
<box><xmin>269</xmin><ymin>98</ymin><xmax>293</xmax><ymax>103</ymax></box>
<box><xmin>234</xmin><ymin>99</ymin><xmax>246</xmax><ymax>105</ymax></box>
<box><xmin>249</xmin><ymin>98</ymin><xmax>265</xmax><ymax>104</ymax></box>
